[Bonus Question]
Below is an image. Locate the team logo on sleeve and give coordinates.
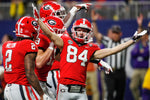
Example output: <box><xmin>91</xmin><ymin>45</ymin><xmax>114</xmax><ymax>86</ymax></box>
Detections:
<box><xmin>68</xmin><ymin>40</ymin><xmax>73</xmax><ymax>44</ymax></box>
<box><xmin>48</xmin><ymin>20</ymin><xmax>56</xmax><ymax>26</ymax></box>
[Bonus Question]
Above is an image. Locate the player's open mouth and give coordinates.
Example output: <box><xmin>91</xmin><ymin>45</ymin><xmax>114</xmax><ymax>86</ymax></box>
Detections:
<box><xmin>79</xmin><ymin>36</ymin><xmax>84</xmax><ymax>38</ymax></box>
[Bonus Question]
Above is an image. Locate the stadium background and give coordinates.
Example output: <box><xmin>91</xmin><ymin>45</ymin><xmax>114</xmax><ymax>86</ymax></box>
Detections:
<box><xmin>0</xmin><ymin>0</ymin><xmax>150</xmax><ymax>100</ymax></box>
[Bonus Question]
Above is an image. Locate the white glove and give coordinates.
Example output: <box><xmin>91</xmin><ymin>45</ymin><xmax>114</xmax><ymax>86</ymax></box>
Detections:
<box><xmin>66</xmin><ymin>3</ymin><xmax>91</xmax><ymax>28</ymax></box>
<box><xmin>99</xmin><ymin>60</ymin><xmax>113</xmax><ymax>74</ymax></box>
<box><xmin>48</xmin><ymin>42</ymin><xmax>54</xmax><ymax>50</ymax></box>
<box><xmin>43</xmin><ymin>94</ymin><xmax>53</xmax><ymax>100</ymax></box>
<box><xmin>69</xmin><ymin>3</ymin><xmax>91</xmax><ymax>15</ymax></box>
<box><xmin>132</xmin><ymin>30</ymin><xmax>147</xmax><ymax>42</ymax></box>
<box><xmin>75</xmin><ymin>3</ymin><xmax>92</xmax><ymax>11</ymax></box>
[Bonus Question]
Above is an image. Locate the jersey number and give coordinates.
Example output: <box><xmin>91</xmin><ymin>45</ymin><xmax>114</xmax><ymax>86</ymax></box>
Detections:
<box><xmin>31</xmin><ymin>43</ymin><xmax>36</xmax><ymax>50</ymax></box>
<box><xmin>5</xmin><ymin>50</ymin><xmax>12</xmax><ymax>71</ymax></box>
<box><xmin>66</xmin><ymin>45</ymin><xmax>88</xmax><ymax>66</ymax></box>
<box><xmin>35</xmin><ymin>38</ymin><xmax>40</xmax><ymax>45</ymax></box>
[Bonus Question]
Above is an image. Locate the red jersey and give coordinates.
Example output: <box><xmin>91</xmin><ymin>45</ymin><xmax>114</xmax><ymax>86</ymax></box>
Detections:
<box><xmin>50</xmin><ymin>31</ymin><xmax>69</xmax><ymax>70</ymax></box>
<box><xmin>50</xmin><ymin>60</ymin><xmax>60</xmax><ymax>70</ymax></box>
<box><xmin>2</xmin><ymin>40</ymin><xmax>38</xmax><ymax>86</ymax></box>
<box><xmin>59</xmin><ymin>35</ymin><xmax>100</xmax><ymax>86</ymax></box>
<box><xmin>35</xmin><ymin>33</ymin><xmax>53</xmax><ymax>81</ymax></box>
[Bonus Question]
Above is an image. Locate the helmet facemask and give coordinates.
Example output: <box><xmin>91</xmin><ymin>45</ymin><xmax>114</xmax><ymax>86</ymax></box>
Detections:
<box><xmin>53</xmin><ymin>27</ymin><xmax>66</xmax><ymax>34</ymax></box>
<box><xmin>54</xmin><ymin>7</ymin><xmax>66</xmax><ymax>19</ymax></box>
<box><xmin>71</xmin><ymin>18</ymin><xmax>93</xmax><ymax>44</ymax></box>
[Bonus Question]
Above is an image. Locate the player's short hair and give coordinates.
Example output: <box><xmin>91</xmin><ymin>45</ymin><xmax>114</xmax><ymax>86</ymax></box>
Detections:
<box><xmin>6</xmin><ymin>34</ymin><xmax>14</xmax><ymax>41</ymax></box>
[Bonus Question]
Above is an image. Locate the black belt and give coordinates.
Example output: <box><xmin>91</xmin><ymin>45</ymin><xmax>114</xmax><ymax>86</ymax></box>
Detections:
<box><xmin>67</xmin><ymin>85</ymin><xmax>84</xmax><ymax>93</ymax></box>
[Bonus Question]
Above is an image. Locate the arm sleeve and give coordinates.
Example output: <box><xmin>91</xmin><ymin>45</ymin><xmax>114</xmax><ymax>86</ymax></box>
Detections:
<box><xmin>60</xmin><ymin>35</ymin><xmax>67</xmax><ymax>46</ymax></box>
<box><xmin>90</xmin><ymin>43</ymin><xmax>101</xmax><ymax>60</ymax></box>
<box><xmin>24</xmin><ymin>40</ymin><xmax>38</xmax><ymax>54</ymax></box>
<box><xmin>90</xmin><ymin>59</ymin><xmax>100</xmax><ymax>64</ymax></box>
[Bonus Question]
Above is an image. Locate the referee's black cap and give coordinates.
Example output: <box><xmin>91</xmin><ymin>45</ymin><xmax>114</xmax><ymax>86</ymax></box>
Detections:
<box><xmin>111</xmin><ymin>25</ymin><xmax>122</xmax><ymax>34</ymax></box>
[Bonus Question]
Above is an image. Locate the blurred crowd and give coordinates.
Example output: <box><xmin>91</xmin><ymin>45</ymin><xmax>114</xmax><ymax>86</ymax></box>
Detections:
<box><xmin>0</xmin><ymin>0</ymin><xmax>149</xmax><ymax>2</ymax></box>
<box><xmin>0</xmin><ymin>0</ymin><xmax>149</xmax><ymax>20</ymax></box>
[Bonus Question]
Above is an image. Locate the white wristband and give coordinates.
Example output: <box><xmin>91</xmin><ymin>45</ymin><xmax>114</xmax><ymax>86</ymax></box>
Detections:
<box><xmin>100</xmin><ymin>60</ymin><xmax>105</xmax><ymax>65</ymax></box>
<box><xmin>69</xmin><ymin>6</ymin><xmax>78</xmax><ymax>16</ymax></box>
<box><xmin>48</xmin><ymin>47</ymin><xmax>54</xmax><ymax>50</ymax></box>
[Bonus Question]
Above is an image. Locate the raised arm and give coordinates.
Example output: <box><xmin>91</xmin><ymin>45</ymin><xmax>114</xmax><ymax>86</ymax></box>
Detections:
<box><xmin>137</xmin><ymin>13</ymin><xmax>143</xmax><ymax>32</ymax></box>
<box><xmin>24</xmin><ymin>53</ymin><xmax>44</xmax><ymax>99</ymax></box>
<box><xmin>38</xmin><ymin>19</ymin><xmax>63</xmax><ymax>49</ymax></box>
<box><xmin>93</xmin><ymin>30</ymin><xmax>147</xmax><ymax>59</ymax></box>
<box><xmin>64</xmin><ymin>3</ymin><xmax>91</xmax><ymax>28</ymax></box>
<box><xmin>91</xmin><ymin>10</ymin><xmax>103</xmax><ymax>41</ymax></box>
<box><xmin>94</xmin><ymin>39</ymin><xmax>134</xmax><ymax>59</ymax></box>
<box><xmin>36</xmin><ymin>42</ymin><xmax>54</xmax><ymax>68</ymax></box>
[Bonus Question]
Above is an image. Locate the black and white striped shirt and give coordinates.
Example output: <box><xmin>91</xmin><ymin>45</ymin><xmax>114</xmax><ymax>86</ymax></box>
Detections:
<box><xmin>102</xmin><ymin>36</ymin><xmax>130</xmax><ymax>69</ymax></box>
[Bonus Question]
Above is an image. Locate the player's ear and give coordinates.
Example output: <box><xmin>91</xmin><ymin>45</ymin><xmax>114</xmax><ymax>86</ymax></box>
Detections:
<box><xmin>120</xmin><ymin>32</ymin><xmax>122</xmax><ymax>37</ymax></box>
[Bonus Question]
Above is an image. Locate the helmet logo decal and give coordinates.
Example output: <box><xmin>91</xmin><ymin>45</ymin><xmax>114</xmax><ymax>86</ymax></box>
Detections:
<box><xmin>43</xmin><ymin>5</ymin><xmax>51</xmax><ymax>10</ymax></box>
<box><xmin>48</xmin><ymin>20</ymin><xmax>56</xmax><ymax>25</ymax></box>
<box><xmin>32</xmin><ymin>21</ymin><xmax>38</xmax><ymax>26</ymax></box>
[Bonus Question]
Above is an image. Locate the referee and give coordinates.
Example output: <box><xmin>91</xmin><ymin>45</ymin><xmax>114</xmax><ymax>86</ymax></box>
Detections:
<box><xmin>91</xmin><ymin>10</ymin><xmax>130</xmax><ymax>100</ymax></box>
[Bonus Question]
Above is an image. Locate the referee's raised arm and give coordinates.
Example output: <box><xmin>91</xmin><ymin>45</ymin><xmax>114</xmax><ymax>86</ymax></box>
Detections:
<box><xmin>91</xmin><ymin>10</ymin><xmax>103</xmax><ymax>42</ymax></box>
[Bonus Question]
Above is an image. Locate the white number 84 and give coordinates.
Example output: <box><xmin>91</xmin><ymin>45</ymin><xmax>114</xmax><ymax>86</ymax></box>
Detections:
<box><xmin>66</xmin><ymin>45</ymin><xmax>88</xmax><ymax>67</ymax></box>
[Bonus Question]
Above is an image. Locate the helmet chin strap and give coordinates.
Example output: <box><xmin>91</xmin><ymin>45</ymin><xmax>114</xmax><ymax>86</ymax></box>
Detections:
<box><xmin>74</xmin><ymin>36</ymin><xmax>85</xmax><ymax>44</ymax></box>
<box><xmin>75</xmin><ymin>31</ymin><xmax>89</xmax><ymax>43</ymax></box>
<box><xmin>76</xmin><ymin>38</ymin><xmax>84</xmax><ymax>43</ymax></box>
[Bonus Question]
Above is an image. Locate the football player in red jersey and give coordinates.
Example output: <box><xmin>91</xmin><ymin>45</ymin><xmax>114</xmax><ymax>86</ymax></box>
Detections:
<box><xmin>2</xmin><ymin>16</ymin><xmax>50</xmax><ymax>100</ymax></box>
<box><xmin>37</xmin><ymin>2</ymin><xmax>112</xmax><ymax>98</ymax></box>
<box><xmin>38</xmin><ymin>18</ymin><xmax>147</xmax><ymax>100</ymax></box>
<box><xmin>35</xmin><ymin>1</ymin><xmax>112</xmax><ymax>98</ymax></box>
<box><xmin>34</xmin><ymin>15</ymin><xmax>66</xmax><ymax>99</ymax></box>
